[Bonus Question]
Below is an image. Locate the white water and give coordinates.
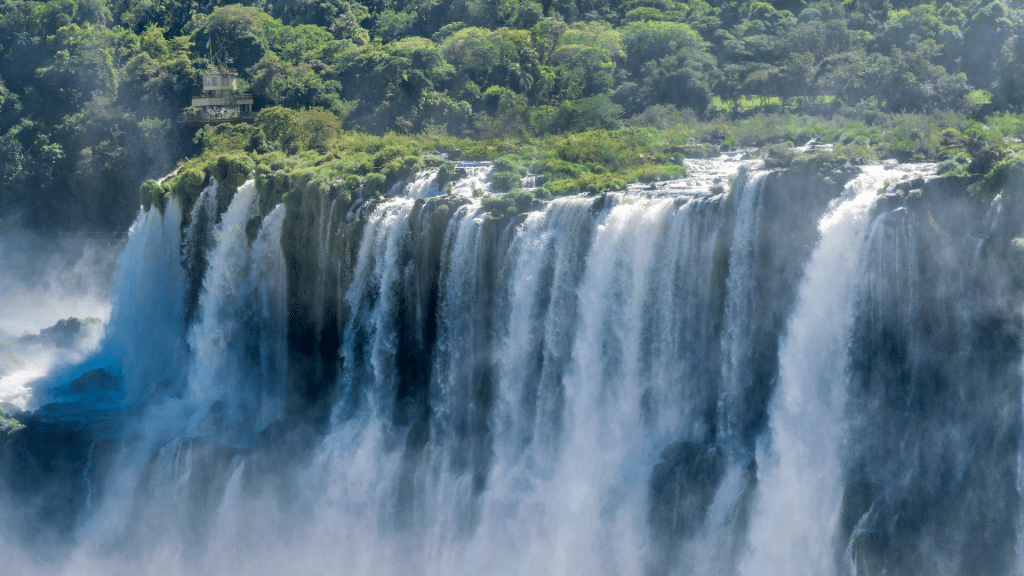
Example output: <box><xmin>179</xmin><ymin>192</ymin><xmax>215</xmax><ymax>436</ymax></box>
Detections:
<box><xmin>106</xmin><ymin>198</ymin><xmax>187</xmax><ymax>406</ymax></box>
<box><xmin>720</xmin><ymin>170</ymin><xmax>768</xmax><ymax>441</ymax></box>
<box><xmin>739</xmin><ymin>165</ymin><xmax>922</xmax><ymax>576</ymax></box>
<box><xmin>338</xmin><ymin>197</ymin><xmax>416</xmax><ymax>414</ymax></box>
<box><xmin>271</xmin><ymin>192</ymin><xmax>734</xmax><ymax>576</ymax></box>
<box><xmin>66</xmin><ymin>199</ymin><xmax>192</xmax><ymax>568</ymax></box>
<box><xmin>187</xmin><ymin>181</ymin><xmax>287</xmax><ymax>444</ymax></box>
<box><xmin>167</xmin><ymin>190</ymin><xmax>735</xmax><ymax>575</ymax></box>
<box><xmin>630</xmin><ymin>149</ymin><xmax>757</xmax><ymax>195</ymax></box>
<box><xmin>403</xmin><ymin>165</ymin><xmax>494</xmax><ymax>199</ymax></box>
<box><xmin>59</xmin><ymin>182</ymin><xmax>291</xmax><ymax>572</ymax></box>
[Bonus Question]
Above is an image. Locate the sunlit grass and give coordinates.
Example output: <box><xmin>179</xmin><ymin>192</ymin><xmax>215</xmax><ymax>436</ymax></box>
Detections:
<box><xmin>152</xmin><ymin>107</ymin><xmax>1024</xmax><ymax>209</ymax></box>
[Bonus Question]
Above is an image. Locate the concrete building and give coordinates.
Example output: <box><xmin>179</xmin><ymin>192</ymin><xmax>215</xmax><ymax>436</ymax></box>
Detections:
<box><xmin>181</xmin><ymin>65</ymin><xmax>255</xmax><ymax>125</ymax></box>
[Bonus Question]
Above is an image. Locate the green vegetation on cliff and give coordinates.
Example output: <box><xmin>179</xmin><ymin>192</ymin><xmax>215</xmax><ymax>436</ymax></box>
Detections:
<box><xmin>148</xmin><ymin>103</ymin><xmax>1024</xmax><ymax>221</ymax></box>
<box><xmin>143</xmin><ymin>105</ymin><xmax>697</xmax><ymax>219</ymax></box>
<box><xmin>0</xmin><ymin>0</ymin><xmax>1022</xmax><ymax>230</ymax></box>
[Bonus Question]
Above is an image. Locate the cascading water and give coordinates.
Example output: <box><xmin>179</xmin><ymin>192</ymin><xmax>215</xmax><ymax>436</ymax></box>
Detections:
<box><xmin>720</xmin><ymin>170</ymin><xmax>768</xmax><ymax>442</ymax></box>
<box><xmin>187</xmin><ymin>181</ymin><xmax>287</xmax><ymax>444</ymax></box>
<box><xmin>3</xmin><ymin>154</ymin><xmax>1024</xmax><ymax>576</ymax></box>
<box><xmin>739</xmin><ymin>165</ymin><xmax>917</xmax><ymax>576</ymax></box>
<box><xmin>107</xmin><ymin>197</ymin><xmax>187</xmax><ymax>406</ymax></box>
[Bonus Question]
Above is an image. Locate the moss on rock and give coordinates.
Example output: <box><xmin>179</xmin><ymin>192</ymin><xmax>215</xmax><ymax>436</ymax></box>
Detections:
<box><xmin>205</xmin><ymin>154</ymin><xmax>256</xmax><ymax>215</ymax></box>
<box><xmin>172</xmin><ymin>168</ymin><xmax>209</xmax><ymax>223</ymax></box>
<box><xmin>139</xmin><ymin>179</ymin><xmax>167</xmax><ymax>213</ymax></box>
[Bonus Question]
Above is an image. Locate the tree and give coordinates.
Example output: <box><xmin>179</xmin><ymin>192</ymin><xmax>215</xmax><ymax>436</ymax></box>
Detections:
<box><xmin>549</xmin><ymin>45</ymin><xmax>615</xmax><ymax>99</ymax></box>
<box><xmin>550</xmin><ymin>93</ymin><xmax>622</xmax><ymax>132</ymax></box>
<box><xmin>474</xmin><ymin>85</ymin><xmax>527</xmax><ymax>137</ymax></box>
<box><xmin>414</xmin><ymin>90</ymin><xmax>473</xmax><ymax>134</ymax></box>
<box><xmin>867</xmin><ymin>42</ymin><xmax>971</xmax><ymax>112</ymax></box>
<box><xmin>120</xmin><ymin>26</ymin><xmax>200</xmax><ymax>118</ymax></box>
<box><xmin>815</xmin><ymin>49</ymin><xmax>870</xmax><ymax>105</ymax></box>
<box><xmin>620</xmin><ymin>21</ymin><xmax>717</xmax><ymax>113</ymax></box>
<box><xmin>620</xmin><ymin>20</ymin><xmax>705</xmax><ymax>73</ymax></box>
<box><xmin>35</xmin><ymin>23</ymin><xmax>119</xmax><ymax>118</ymax></box>
<box><xmin>442</xmin><ymin>27</ymin><xmax>503</xmax><ymax>88</ymax></box>
<box><xmin>994</xmin><ymin>28</ymin><xmax>1024</xmax><ymax>109</ymax></box>
<box><xmin>963</xmin><ymin>0</ymin><xmax>1018</xmax><ymax>91</ymax></box>
<box><xmin>269</xmin><ymin>0</ymin><xmax>365</xmax><ymax>28</ymax></box>
<box><xmin>196</xmin><ymin>4</ymin><xmax>280</xmax><ymax>70</ymax></box>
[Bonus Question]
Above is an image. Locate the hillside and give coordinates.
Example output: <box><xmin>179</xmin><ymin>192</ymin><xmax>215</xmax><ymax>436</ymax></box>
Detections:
<box><xmin>0</xmin><ymin>0</ymin><xmax>1022</xmax><ymax>230</ymax></box>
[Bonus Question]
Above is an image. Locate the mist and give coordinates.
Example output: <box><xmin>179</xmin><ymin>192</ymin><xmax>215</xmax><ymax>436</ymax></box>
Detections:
<box><xmin>0</xmin><ymin>222</ymin><xmax>122</xmax><ymax>409</ymax></box>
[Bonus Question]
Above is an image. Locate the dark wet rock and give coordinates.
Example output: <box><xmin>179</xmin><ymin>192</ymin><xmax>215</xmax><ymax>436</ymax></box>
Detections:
<box><xmin>842</xmin><ymin>167</ymin><xmax>1022</xmax><ymax>576</ymax></box>
<box><xmin>29</xmin><ymin>317</ymin><xmax>102</xmax><ymax>349</ymax></box>
<box><xmin>69</xmin><ymin>369</ymin><xmax>118</xmax><ymax>392</ymax></box>
<box><xmin>646</xmin><ymin>441</ymin><xmax>727</xmax><ymax>575</ymax></box>
<box><xmin>723</xmin><ymin>166</ymin><xmax>854</xmax><ymax>446</ymax></box>
<box><xmin>0</xmin><ymin>414</ymin><xmax>97</xmax><ymax>561</ymax></box>
<box><xmin>649</xmin><ymin>441</ymin><xmax>725</xmax><ymax>539</ymax></box>
<box><xmin>139</xmin><ymin>377</ymin><xmax>184</xmax><ymax>409</ymax></box>
<box><xmin>30</xmin><ymin>369</ymin><xmax>123</xmax><ymax>439</ymax></box>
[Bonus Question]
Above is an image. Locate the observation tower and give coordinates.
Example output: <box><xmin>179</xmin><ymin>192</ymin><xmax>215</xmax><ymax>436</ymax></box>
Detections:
<box><xmin>181</xmin><ymin>59</ymin><xmax>255</xmax><ymax>125</ymax></box>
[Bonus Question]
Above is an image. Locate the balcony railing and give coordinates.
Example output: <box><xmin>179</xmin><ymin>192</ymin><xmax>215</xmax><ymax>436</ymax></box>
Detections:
<box><xmin>180</xmin><ymin>108</ymin><xmax>257</xmax><ymax>125</ymax></box>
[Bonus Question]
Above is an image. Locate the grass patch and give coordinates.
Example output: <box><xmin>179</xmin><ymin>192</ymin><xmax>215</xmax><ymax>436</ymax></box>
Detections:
<box><xmin>154</xmin><ymin>108</ymin><xmax>1024</xmax><ymax>212</ymax></box>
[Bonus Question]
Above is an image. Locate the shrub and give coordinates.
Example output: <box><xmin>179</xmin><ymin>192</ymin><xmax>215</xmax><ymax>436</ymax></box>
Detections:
<box><xmin>382</xmin><ymin>157</ymin><xmax>416</xmax><ymax>185</ymax></box>
<box><xmin>490</xmin><ymin>170</ymin><xmax>521</xmax><ymax>192</ymax></box>
<box><xmin>194</xmin><ymin>123</ymin><xmax>263</xmax><ymax>154</ymax></box>
<box><xmin>341</xmin><ymin>174</ymin><xmax>362</xmax><ymax>193</ymax></box>
<box><xmin>481</xmin><ymin>189</ymin><xmax>534</xmax><ymax>217</ymax></box>
<box><xmin>373</xmin><ymin>146</ymin><xmax>406</xmax><ymax>168</ymax></box>
<box><xmin>972</xmin><ymin>155</ymin><xmax>1024</xmax><ymax>200</ymax></box>
<box><xmin>255</xmin><ymin>167</ymin><xmax>291</xmax><ymax>215</ymax></box>
<box><xmin>205</xmin><ymin>154</ymin><xmax>256</xmax><ymax>214</ymax></box>
<box><xmin>436</xmin><ymin>161</ymin><xmax>457</xmax><ymax>186</ymax></box>
<box><xmin>625</xmin><ymin>104</ymin><xmax>696</xmax><ymax>130</ymax></box>
<box><xmin>364</xmin><ymin>172</ymin><xmax>387</xmax><ymax>196</ymax></box>
<box><xmin>140</xmin><ymin>179</ymin><xmax>166</xmax><ymax>212</ymax></box>
<box><xmin>938</xmin><ymin>152</ymin><xmax>971</xmax><ymax>176</ymax></box>
<box><xmin>634</xmin><ymin>164</ymin><xmax>685</xmax><ymax>183</ymax></box>
<box><xmin>0</xmin><ymin>408</ymin><xmax>24</xmax><ymax>433</ymax></box>
<box><xmin>172</xmin><ymin>167</ymin><xmax>209</xmax><ymax>219</ymax></box>
<box><xmin>494</xmin><ymin>155</ymin><xmax>527</xmax><ymax>176</ymax></box>
<box><xmin>833</xmin><ymin>143</ymin><xmax>879</xmax><ymax>164</ymax></box>
<box><xmin>762</xmin><ymin>143</ymin><xmax>797</xmax><ymax>168</ymax></box>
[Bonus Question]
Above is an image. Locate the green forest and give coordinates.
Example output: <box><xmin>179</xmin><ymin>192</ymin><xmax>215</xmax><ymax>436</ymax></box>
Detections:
<box><xmin>0</xmin><ymin>0</ymin><xmax>1022</xmax><ymax>231</ymax></box>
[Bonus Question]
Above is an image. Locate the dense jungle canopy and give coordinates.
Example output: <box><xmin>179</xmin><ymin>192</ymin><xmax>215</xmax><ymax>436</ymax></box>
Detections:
<box><xmin>0</xmin><ymin>0</ymin><xmax>1021</xmax><ymax>231</ymax></box>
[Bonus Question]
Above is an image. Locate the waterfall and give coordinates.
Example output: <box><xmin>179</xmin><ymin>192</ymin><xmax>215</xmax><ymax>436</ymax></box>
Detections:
<box><xmin>296</xmin><ymin>191</ymin><xmax>740</xmax><ymax>575</ymax></box>
<box><xmin>187</xmin><ymin>181</ymin><xmax>287</xmax><ymax>444</ymax></box>
<box><xmin>337</xmin><ymin>198</ymin><xmax>416</xmax><ymax>417</ymax></box>
<box><xmin>7</xmin><ymin>157</ymin><xmax>1024</xmax><ymax>576</ymax></box>
<box><xmin>494</xmin><ymin>198</ymin><xmax>595</xmax><ymax>459</ymax></box>
<box><xmin>739</xmin><ymin>166</ymin><xmax>894</xmax><ymax>576</ymax></box>
<box><xmin>405</xmin><ymin>169</ymin><xmax>443</xmax><ymax>198</ymax></box>
<box><xmin>720</xmin><ymin>170</ymin><xmax>768</xmax><ymax>443</ymax></box>
<box><xmin>106</xmin><ymin>198</ymin><xmax>187</xmax><ymax>406</ymax></box>
<box><xmin>64</xmin><ymin>182</ymin><xmax>290</xmax><ymax>568</ymax></box>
